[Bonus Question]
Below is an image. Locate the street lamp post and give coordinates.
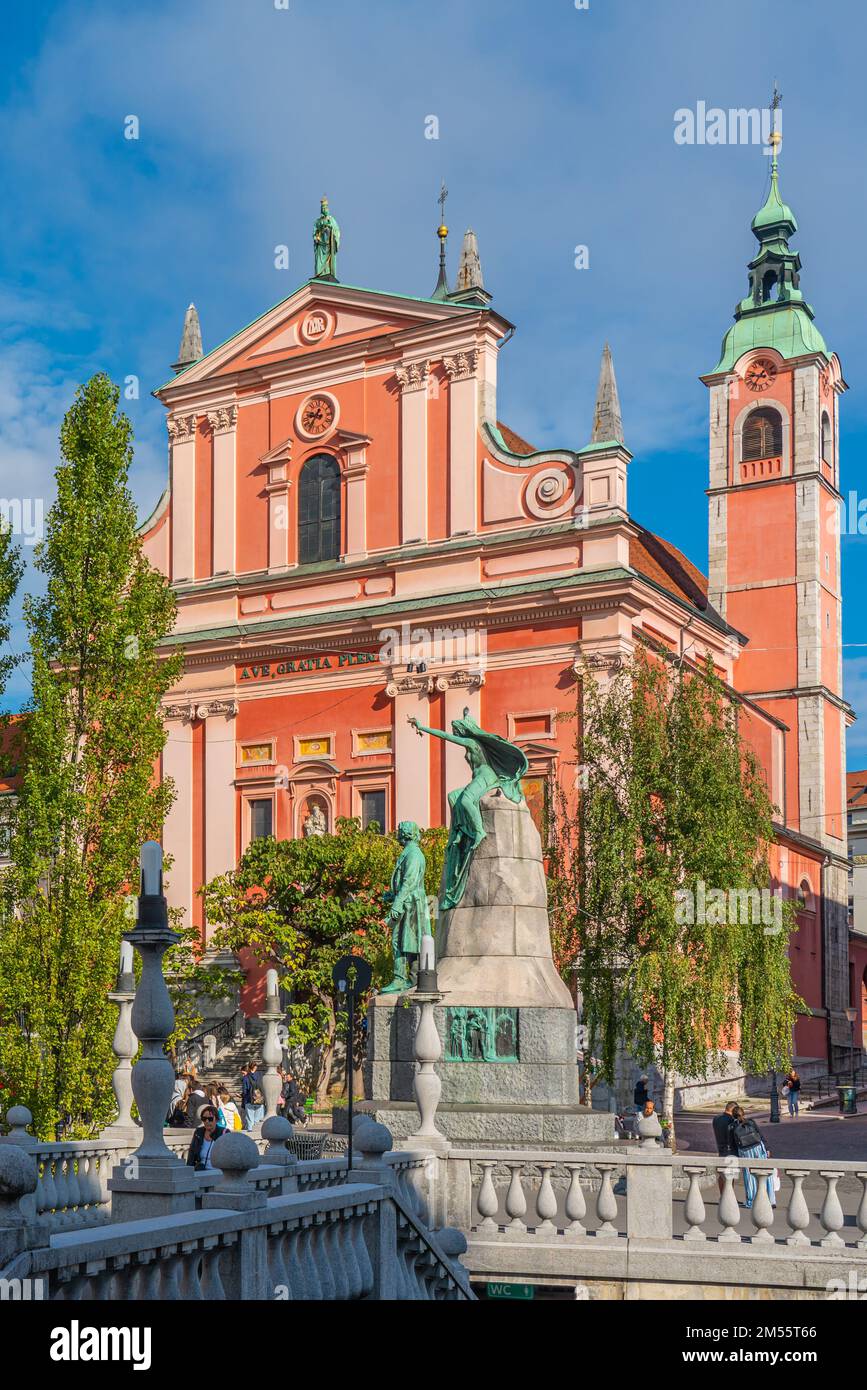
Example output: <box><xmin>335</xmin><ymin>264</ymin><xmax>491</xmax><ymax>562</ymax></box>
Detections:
<box><xmin>769</xmin><ymin>1070</ymin><xmax>780</xmax><ymax>1124</ymax></box>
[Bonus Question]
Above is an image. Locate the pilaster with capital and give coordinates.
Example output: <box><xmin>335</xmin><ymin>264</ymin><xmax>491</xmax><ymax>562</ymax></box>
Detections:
<box><xmin>444</xmin><ymin>350</ymin><xmax>479</xmax><ymax>536</ymax></box>
<box><xmin>168</xmin><ymin>413</ymin><xmax>198</xmax><ymax>582</ymax></box>
<box><xmin>207</xmin><ymin>405</ymin><xmax>238</xmax><ymax>577</ymax></box>
<box><xmin>396</xmin><ymin>360</ymin><xmax>430</xmax><ymax>544</ymax></box>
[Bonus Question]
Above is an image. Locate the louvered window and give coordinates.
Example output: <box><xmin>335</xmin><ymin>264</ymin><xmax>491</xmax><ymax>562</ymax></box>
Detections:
<box><xmin>742</xmin><ymin>409</ymin><xmax>782</xmax><ymax>462</ymax></box>
<box><xmin>298</xmin><ymin>454</ymin><xmax>341</xmax><ymax>564</ymax></box>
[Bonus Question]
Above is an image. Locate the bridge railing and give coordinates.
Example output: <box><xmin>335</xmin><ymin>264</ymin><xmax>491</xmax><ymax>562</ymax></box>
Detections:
<box><xmin>443</xmin><ymin>1149</ymin><xmax>867</xmax><ymax>1250</ymax></box>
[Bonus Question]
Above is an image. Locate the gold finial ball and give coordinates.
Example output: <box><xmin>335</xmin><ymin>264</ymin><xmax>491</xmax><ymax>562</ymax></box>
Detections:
<box><xmin>768</xmin><ymin>130</ymin><xmax>782</xmax><ymax>148</ymax></box>
<box><xmin>438</xmin><ymin>223</ymin><xmax>448</xmax><ymax>238</ymax></box>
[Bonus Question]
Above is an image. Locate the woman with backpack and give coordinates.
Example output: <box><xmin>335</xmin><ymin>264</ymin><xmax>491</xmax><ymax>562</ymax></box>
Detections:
<box><xmin>783</xmin><ymin>1068</ymin><xmax>801</xmax><ymax>1117</ymax></box>
<box><xmin>731</xmin><ymin>1105</ymin><xmax>776</xmax><ymax>1211</ymax></box>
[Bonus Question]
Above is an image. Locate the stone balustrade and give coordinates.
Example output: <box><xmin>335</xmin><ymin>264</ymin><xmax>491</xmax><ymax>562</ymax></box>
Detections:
<box><xmin>441</xmin><ymin>1148</ymin><xmax>867</xmax><ymax>1298</ymax></box>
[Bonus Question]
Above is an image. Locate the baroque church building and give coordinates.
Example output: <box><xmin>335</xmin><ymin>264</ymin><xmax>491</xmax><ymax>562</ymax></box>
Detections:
<box><xmin>141</xmin><ymin>167</ymin><xmax>857</xmax><ymax>1072</ymax></box>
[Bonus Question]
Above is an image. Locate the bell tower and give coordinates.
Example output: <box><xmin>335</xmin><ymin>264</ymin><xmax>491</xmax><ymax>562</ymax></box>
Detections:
<box><xmin>701</xmin><ymin>127</ymin><xmax>852</xmax><ymax>1061</ymax></box>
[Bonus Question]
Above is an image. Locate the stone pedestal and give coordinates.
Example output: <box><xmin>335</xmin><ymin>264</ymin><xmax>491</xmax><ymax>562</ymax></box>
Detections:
<box><xmin>365</xmin><ymin>790</ymin><xmax>614</xmax><ymax>1150</ymax></box>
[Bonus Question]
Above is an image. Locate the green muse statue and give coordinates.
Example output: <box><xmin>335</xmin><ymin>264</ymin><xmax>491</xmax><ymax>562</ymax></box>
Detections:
<box><xmin>312</xmin><ymin>196</ymin><xmax>340</xmax><ymax>280</ymax></box>
<box><xmin>380</xmin><ymin>821</ymin><xmax>431</xmax><ymax>994</ymax></box>
<box><xmin>408</xmin><ymin>709</ymin><xmax>529</xmax><ymax>910</ymax></box>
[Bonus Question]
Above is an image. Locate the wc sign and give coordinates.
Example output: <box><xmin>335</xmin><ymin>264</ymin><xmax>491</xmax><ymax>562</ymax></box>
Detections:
<box><xmin>486</xmin><ymin>1282</ymin><xmax>534</xmax><ymax>1300</ymax></box>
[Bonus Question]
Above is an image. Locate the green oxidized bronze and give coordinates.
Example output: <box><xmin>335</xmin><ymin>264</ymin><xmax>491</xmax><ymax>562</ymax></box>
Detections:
<box><xmin>313</xmin><ymin>196</ymin><xmax>340</xmax><ymax>280</ymax></box>
<box><xmin>380</xmin><ymin>821</ymin><xmax>430</xmax><ymax>994</ymax></box>
<box><xmin>408</xmin><ymin>709</ymin><xmax>528</xmax><ymax>909</ymax></box>
<box><xmin>445</xmin><ymin>1006</ymin><xmax>519</xmax><ymax>1062</ymax></box>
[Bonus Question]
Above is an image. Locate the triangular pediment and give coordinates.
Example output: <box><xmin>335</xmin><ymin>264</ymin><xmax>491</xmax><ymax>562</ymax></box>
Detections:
<box><xmin>157</xmin><ymin>280</ymin><xmax>480</xmax><ymax>394</ymax></box>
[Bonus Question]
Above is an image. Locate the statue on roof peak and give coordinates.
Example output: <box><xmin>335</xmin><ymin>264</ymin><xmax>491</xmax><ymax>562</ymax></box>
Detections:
<box><xmin>313</xmin><ymin>196</ymin><xmax>340</xmax><ymax>281</ymax></box>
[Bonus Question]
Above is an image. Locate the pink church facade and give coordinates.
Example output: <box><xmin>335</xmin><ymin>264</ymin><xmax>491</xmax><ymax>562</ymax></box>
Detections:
<box><xmin>140</xmin><ymin>185</ymin><xmax>854</xmax><ymax>1069</ymax></box>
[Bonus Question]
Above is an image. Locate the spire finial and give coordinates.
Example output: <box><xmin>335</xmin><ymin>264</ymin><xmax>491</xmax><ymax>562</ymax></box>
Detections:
<box><xmin>455</xmin><ymin>229</ymin><xmax>484</xmax><ymax>294</ymax></box>
<box><xmin>431</xmin><ymin>182</ymin><xmax>450</xmax><ymax>301</ymax></box>
<box><xmin>172</xmin><ymin>302</ymin><xmax>202</xmax><ymax>374</ymax></box>
<box><xmin>769</xmin><ymin>80</ymin><xmax>783</xmax><ymax>174</ymax></box>
<box><xmin>591</xmin><ymin>342</ymin><xmax>624</xmax><ymax>446</ymax></box>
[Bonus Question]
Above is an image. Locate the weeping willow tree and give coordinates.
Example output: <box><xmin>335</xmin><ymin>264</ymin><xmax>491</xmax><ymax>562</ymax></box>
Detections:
<box><xmin>551</xmin><ymin>647</ymin><xmax>801</xmax><ymax>1144</ymax></box>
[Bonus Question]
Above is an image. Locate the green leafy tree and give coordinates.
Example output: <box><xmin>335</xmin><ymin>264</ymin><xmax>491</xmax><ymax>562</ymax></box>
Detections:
<box><xmin>203</xmin><ymin>818</ymin><xmax>446</xmax><ymax>1103</ymax></box>
<box><xmin>550</xmin><ymin>648</ymin><xmax>801</xmax><ymax>1144</ymax></box>
<box><xmin>0</xmin><ymin>373</ymin><xmax>183</xmax><ymax>1139</ymax></box>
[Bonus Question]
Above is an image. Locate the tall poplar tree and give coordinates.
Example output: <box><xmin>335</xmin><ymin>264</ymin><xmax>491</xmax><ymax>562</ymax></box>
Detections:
<box><xmin>550</xmin><ymin>648</ymin><xmax>801</xmax><ymax>1144</ymax></box>
<box><xmin>0</xmin><ymin>373</ymin><xmax>183</xmax><ymax>1138</ymax></box>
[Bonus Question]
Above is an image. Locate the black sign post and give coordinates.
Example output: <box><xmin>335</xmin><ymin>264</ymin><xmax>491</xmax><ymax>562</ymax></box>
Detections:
<box><xmin>332</xmin><ymin>955</ymin><xmax>373</xmax><ymax>1174</ymax></box>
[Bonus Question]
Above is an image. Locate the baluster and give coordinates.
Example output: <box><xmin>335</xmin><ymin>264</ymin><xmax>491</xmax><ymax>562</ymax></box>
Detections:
<box><xmin>594</xmin><ymin>1164</ymin><xmax>618</xmax><ymax>1238</ymax></box>
<box><xmin>717</xmin><ymin>1162</ymin><xmax>741</xmax><ymax>1242</ymax></box>
<box><xmin>156</xmin><ymin>1252</ymin><xmax>184</xmax><ymax>1299</ymax></box>
<box><xmin>819</xmin><ymin>1170</ymin><xmax>845</xmax><ymax>1248</ymax></box>
<box><xmin>327</xmin><ymin>1214</ymin><xmax>350</xmax><ymax>1301</ymax></box>
<box><xmin>339</xmin><ymin>1212</ymin><xmax>363</xmax><ymax>1300</ymax></box>
<box><xmin>564</xmin><ymin>1164</ymin><xmax>586</xmax><ymax>1238</ymax></box>
<box><xmin>53</xmin><ymin>1156</ymin><xmax>71</xmax><ymax>1224</ymax></box>
<box><xmin>267</xmin><ymin>1225</ymin><xmax>290</xmax><ymax>1298</ymax></box>
<box><xmin>199</xmin><ymin>1240</ymin><xmax>226</xmax><ymax>1300</ymax></box>
<box><xmin>534</xmin><ymin>1163</ymin><xmax>557</xmax><ymax>1235</ymax></box>
<box><xmin>857</xmin><ymin>1172</ymin><xmax>867</xmax><ymax>1250</ymax></box>
<box><xmin>748</xmin><ymin>1166</ymin><xmax>775</xmax><ymax>1243</ymax></box>
<box><xmin>682</xmin><ymin>1166</ymin><xmax>707</xmax><ymax>1241</ymax></box>
<box><xmin>65</xmin><ymin>1153</ymin><xmax>83</xmax><ymax>1214</ymax></box>
<box><xmin>783</xmin><ymin>1169</ymin><xmax>811</xmax><ymax>1246</ymax></box>
<box><xmin>504</xmin><ymin>1162</ymin><xmax>528</xmax><ymax>1233</ymax></box>
<box><xmin>476</xmin><ymin>1161</ymin><xmax>499</xmax><ymax>1233</ymax></box>
<box><xmin>314</xmin><ymin>1213</ymin><xmax>336</xmax><ymax>1299</ymax></box>
<box><xmin>353</xmin><ymin>1211</ymin><xmax>375</xmax><ymax>1296</ymax></box>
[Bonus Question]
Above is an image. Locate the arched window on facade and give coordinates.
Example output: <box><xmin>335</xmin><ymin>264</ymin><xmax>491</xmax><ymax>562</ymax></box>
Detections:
<box><xmin>795</xmin><ymin>878</ymin><xmax>817</xmax><ymax>957</ymax></box>
<box><xmin>742</xmin><ymin>407</ymin><xmax>783</xmax><ymax>463</ymax></box>
<box><xmin>821</xmin><ymin>411</ymin><xmax>832</xmax><ymax>463</ymax></box>
<box><xmin>298</xmin><ymin>454</ymin><xmax>341</xmax><ymax>564</ymax></box>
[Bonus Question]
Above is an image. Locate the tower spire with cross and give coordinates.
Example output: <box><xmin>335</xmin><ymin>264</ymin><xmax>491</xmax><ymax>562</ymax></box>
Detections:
<box><xmin>431</xmin><ymin>182</ymin><xmax>450</xmax><ymax>301</ymax></box>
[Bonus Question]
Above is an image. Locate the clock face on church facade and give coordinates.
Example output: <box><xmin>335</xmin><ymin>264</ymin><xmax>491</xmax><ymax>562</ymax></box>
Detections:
<box><xmin>299</xmin><ymin>394</ymin><xmax>336</xmax><ymax>436</ymax></box>
<box><xmin>745</xmin><ymin>358</ymin><xmax>778</xmax><ymax>392</ymax></box>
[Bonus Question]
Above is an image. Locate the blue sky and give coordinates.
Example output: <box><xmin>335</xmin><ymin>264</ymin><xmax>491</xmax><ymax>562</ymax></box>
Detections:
<box><xmin>1</xmin><ymin>0</ymin><xmax>866</xmax><ymax>758</ymax></box>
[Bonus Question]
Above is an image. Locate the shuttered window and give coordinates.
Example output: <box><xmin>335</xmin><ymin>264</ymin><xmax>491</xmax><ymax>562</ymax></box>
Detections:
<box><xmin>298</xmin><ymin>455</ymin><xmax>341</xmax><ymax>564</ymax></box>
<box><xmin>742</xmin><ymin>409</ymin><xmax>782</xmax><ymax>462</ymax></box>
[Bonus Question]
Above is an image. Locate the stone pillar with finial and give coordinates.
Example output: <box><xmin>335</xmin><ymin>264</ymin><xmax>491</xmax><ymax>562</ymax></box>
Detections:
<box><xmin>102</xmin><ymin>936</ymin><xmax>139</xmax><ymax>1139</ymax></box>
<box><xmin>405</xmin><ymin>934</ymin><xmax>450</xmax><ymax>1156</ymax></box>
<box><xmin>108</xmin><ymin>842</ymin><xmax>199</xmax><ymax>1219</ymax></box>
<box><xmin>260</xmin><ymin>968</ymin><xmax>284</xmax><ymax>1122</ymax></box>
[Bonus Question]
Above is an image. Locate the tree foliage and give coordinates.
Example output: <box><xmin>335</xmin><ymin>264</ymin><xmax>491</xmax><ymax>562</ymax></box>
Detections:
<box><xmin>0</xmin><ymin>373</ymin><xmax>183</xmax><ymax>1139</ymax></box>
<box><xmin>550</xmin><ymin>648</ymin><xmax>801</xmax><ymax>1119</ymax></box>
<box><xmin>203</xmin><ymin>818</ymin><xmax>446</xmax><ymax>1101</ymax></box>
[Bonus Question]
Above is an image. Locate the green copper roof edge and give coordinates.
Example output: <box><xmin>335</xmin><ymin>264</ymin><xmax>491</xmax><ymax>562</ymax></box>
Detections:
<box><xmin>161</xmin><ymin>567</ymin><xmax>632</xmax><ymax>648</ymax></box>
<box><xmin>710</xmin><ymin>304</ymin><xmax>830</xmax><ymax>375</ymax></box>
<box><xmin>484</xmin><ymin>421</ymin><xmax>582</xmax><ymax>465</ymax></box>
<box><xmin>156</xmin><ymin>280</ymin><xmax>487</xmax><ymax>394</ymax></box>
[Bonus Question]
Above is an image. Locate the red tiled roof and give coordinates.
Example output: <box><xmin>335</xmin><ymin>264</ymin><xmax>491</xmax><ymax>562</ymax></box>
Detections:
<box><xmin>495</xmin><ymin>420</ymin><xmax>536</xmax><ymax>456</ymax></box>
<box><xmin>847</xmin><ymin>772</ymin><xmax>867</xmax><ymax>809</ymax></box>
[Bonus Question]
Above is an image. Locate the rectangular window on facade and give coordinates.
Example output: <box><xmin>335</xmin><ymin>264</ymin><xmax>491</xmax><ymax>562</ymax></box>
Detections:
<box><xmin>360</xmin><ymin>789</ymin><xmax>386</xmax><ymax>833</ymax></box>
<box><xmin>240</xmin><ymin>742</ymin><xmax>274</xmax><ymax>765</ymax></box>
<box><xmin>511</xmin><ymin>712</ymin><xmax>553</xmax><ymax>740</ymax></box>
<box><xmin>297</xmin><ymin>735</ymin><xmax>333</xmax><ymax>760</ymax></box>
<box><xmin>250</xmin><ymin>798</ymin><xmax>274</xmax><ymax>840</ymax></box>
<box><xmin>353</xmin><ymin>729</ymin><xmax>392</xmax><ymax>756</ymax></box>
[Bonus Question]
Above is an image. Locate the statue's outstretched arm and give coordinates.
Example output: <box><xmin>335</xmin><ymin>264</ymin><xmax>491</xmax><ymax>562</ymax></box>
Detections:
<box><xmin>408</xmin><ymin>716</ymin><xmax>471</xmax><ymax>749</ymax></box>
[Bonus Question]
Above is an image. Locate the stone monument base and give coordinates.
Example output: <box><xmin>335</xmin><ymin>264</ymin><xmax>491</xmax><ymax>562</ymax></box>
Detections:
<box><xmin>365</xmin><ymin>994</ymin><xmax>614</xmax><ymax>1151</ymax></box>
<box><xmin>359</xmin><ymin>1098</ymin><xmax>614</xmax><ymax>1150</ymax></box>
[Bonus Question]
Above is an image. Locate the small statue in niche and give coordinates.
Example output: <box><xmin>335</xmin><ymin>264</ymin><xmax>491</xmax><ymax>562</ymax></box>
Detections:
<box><xmin>303</xmin><ymin>803</ymin><xmax>327</xmax><ymax>838</ymax></box>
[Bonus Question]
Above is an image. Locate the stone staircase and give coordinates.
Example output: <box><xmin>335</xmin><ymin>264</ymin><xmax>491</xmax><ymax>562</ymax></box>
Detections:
<box><xmin>191</xmin><ymin>1019</ymin><xmax>268</xmax><ymax>1093</ymax></box>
